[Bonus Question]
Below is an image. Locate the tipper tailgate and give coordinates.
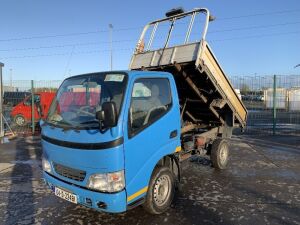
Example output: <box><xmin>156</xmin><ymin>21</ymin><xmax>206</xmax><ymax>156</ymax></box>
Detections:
<box><xmin>197</xmin><ymin>41</ymin><xmax>247</xmax><ymax>127</ymax></box>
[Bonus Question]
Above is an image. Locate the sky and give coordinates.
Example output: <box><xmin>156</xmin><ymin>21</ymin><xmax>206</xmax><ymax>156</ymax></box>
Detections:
<box><xmin>0</xmin><ymin>0</ymin><xmax>300</xmax><ymax>81</ymax></box>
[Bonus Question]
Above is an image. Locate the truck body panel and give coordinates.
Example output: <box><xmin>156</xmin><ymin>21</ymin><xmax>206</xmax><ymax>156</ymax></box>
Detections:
<box><xmin>198</xmin><ymin>41</ymin><xmax>247</xmax><ymax>125</ymax></box>
<box><xmin>130</xmin><ymin>43</ymin><xmax>247</xmax><ymax>130</ymax></box>
<box><xmin>122</xmin><ymin>72</ymin><xmax>181</xmax><ymax>204</ymax></box>
<box><xmin>41</xmin><ymin>134</ymin><xmax>124</xmax><ymax>174</ymax></box>
<box><xmin>44</xmin><ymin>172</ymin><xmax>127</xmax><ymax>213</ymax></box>
<box><xmin>130</xmin><ymin>42</ymin><xmax>200</xmax><ymax>69</ymax></box>
<box><xmin>130</xmin><ymin>8</ymin><xmax>247</xmax><ymax>131</ymax></box>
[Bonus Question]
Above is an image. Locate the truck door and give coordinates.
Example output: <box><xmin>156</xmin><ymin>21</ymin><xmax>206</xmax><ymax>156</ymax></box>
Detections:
<box><xmin>124</xmin><ymin>77</ymin><xmax>180</xmax><ymax>204</ymax></box>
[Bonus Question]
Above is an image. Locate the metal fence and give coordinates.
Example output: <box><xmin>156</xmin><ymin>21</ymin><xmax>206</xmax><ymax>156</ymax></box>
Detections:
<box><xmin>1</xmin><ymin>75</ymin><xmax>300</xmax><ymax>137</ymax></box>
<box><xmin>230</xmin><ymin>75</ymin><xmax>300</xmax><ymax>135</ymax></box>
<box><xmin>2</xmin><ymin>80</ymin><xmax>61</xmax><ymax>136</ymax></box>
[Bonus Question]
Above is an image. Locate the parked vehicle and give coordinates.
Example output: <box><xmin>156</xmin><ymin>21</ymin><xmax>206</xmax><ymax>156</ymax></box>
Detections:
<box><xmin>241</xmin><ymin>95</ymin><xmax>264</xmax><ymax>102</ymax></box>
<box><xmin>3</xmin><ymin>91</ymin><xmax>30</xmax><ymax>106</ymax></box>
<box><xmin>11</xmin><ymin>92</ymin><xmax>56</xmax><ymax>126</ymax></box>
<box><xmin>41</xmin><ymin>8</ymin><xmax>247</xmax><ymax>214</ymax></box>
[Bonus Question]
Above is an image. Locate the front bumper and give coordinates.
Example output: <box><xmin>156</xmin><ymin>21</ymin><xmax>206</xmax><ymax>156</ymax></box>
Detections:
<box><xmin>43</xmin><ymin>172</ymin><xmax>127</xmax><ymax>213</ymax></box>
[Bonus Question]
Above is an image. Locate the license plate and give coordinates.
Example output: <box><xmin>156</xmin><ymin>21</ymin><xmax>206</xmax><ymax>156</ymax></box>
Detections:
<box><xmin>54</xmin><ymin>187</ymin><xmax>77</xmax><ymax>204</ymax></box>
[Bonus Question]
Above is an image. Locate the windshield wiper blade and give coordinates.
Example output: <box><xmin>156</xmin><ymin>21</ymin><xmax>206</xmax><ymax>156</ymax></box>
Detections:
<box><xmin>79</xmin><ymin>120</ymin><xmax>99</xmax><ymax>125</ymax></box>
<box><xmin>48</xmin><ymin>119</ymin><xmax>73</xmax><ymax>128</ymax></box>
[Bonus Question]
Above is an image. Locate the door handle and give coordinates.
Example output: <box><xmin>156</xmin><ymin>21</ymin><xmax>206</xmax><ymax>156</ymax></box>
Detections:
<box><xmin>169</xmin><ymin>130</ymin><xmax>178</xmax><ymax>139</ymax></box>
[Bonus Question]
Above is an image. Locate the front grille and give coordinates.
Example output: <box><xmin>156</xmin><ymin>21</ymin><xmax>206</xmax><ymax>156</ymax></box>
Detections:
<box><xmin>53</xmin><ymin>162</ymin><xmax>86</xmax><ymax>182</ymax></box>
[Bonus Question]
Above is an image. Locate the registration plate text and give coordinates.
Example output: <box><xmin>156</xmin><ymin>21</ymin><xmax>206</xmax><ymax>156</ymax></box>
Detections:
<box><xmin>54</xmin><ymin>187</ymin><xmax>77</xmax><ymax>204</ymax></box>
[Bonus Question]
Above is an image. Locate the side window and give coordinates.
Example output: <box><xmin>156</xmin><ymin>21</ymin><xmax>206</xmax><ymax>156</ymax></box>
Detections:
<box><xmin>25</xmin><ymin>94</ymin><xmax>40</xmax><ymax>105</ymax></box>
<box><xmin>129</xmin><ymin>78</ymin><xmax>172</xmax><ymax>136</ymax></box>
<box><xmin>34</xmin><ymin>95</ymin><xmax>40</xmax><ymax>103</ymax></box>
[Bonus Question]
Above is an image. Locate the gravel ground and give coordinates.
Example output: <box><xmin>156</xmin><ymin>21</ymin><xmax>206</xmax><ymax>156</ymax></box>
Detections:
<box><xmin>0</xmin><ymin>135</ymin><xmax>299</xmax><ymax>225</ymax></box>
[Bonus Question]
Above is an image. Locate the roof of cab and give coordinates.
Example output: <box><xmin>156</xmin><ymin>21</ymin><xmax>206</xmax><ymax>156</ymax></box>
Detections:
<box><xmin>65</xmin><ymin>70</ymin><xmax>172</xmax><ymax>80</ymax></box>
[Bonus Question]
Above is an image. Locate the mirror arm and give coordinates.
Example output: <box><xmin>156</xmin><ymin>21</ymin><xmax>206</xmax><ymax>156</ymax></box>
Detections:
<box><xmin>97</xmin><ymin>110</ymin><xmax>108</xmax><ymax>133</ymax></box>
<box><xmin>99</xmin><ymin>120</ymin><xmax>107</xmax><ymax>133</ymax></box>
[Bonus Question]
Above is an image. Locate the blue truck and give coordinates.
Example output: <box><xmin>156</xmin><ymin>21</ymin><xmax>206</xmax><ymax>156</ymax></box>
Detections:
<box><xmin>41</xmin><ymin>8</ymin><xmax>247</xmax><ymax>214</ymax></box>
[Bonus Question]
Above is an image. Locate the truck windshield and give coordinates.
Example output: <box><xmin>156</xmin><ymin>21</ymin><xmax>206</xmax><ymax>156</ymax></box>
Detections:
<box><xmin>46</xmin><ymin>72</ymin><xmax>127</xmax><ymax>129</ymax></box>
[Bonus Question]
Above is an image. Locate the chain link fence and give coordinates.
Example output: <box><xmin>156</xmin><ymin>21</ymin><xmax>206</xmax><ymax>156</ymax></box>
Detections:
<box><xmin>1</xmin><ymin>75</ymin><xmax>300</xmax><ymax>137</ymax></box>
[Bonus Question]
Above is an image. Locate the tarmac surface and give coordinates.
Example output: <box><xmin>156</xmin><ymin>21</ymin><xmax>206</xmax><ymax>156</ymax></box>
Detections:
<box><xmin>0</xmin><ymin>135</ymin><xmax>299</xmax><ymax>225</ymax></box>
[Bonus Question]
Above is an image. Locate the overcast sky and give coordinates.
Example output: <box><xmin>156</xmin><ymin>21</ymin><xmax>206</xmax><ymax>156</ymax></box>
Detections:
<box><xmin>0</xmin><ymin>0</ymin><xmax>300</xmax><ymax>80</ymax></box>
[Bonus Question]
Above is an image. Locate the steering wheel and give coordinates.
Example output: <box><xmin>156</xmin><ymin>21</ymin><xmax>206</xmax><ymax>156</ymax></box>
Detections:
<box><xmin>75</xmin><ymin>105</ymin><xmax>95</xmax><ymax>116</ymax></box>
<box><xmin>143</xmin><ymin>106</ymin><xmax>167</xmax><ymax>125</ymax></box>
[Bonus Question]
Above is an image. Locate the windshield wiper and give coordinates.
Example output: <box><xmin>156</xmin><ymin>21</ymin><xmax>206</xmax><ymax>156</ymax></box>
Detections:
<box><xmin>79</xmin><ymin>120</ymin><xmax>98</xmax><ymax>124</ymax></box>
<box><xmin>78</xmin><ymin>120</ymin><xmax>99</xmax><ymax>127</ymax></box>
<box><xmin>48</xmin><ymin>119</ymin><xmax>99</xmax><ymax>130</ymax></box>
<box><xmin>47</xmin><ymin>119</ymin><xmax>74</xmax><ymax>129</ymax></box>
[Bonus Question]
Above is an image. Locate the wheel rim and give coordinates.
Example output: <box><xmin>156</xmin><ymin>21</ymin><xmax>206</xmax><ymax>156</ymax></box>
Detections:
<box><xmin>153</xmin><ymin>174</ymin><xmax>171</xmax><ymax>206</ymax></box>
<box><xmin>219</xmin><ymin>144</ymin><xmax>228</xmax><ymax>165</ymax></box>
<box><xmin>15</xmin><ymin>116</ymin><xmax>25</xmax><ymax>126</ymax></box>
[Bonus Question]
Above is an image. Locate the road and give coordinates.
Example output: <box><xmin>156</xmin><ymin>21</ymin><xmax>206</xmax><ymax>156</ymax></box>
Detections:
<box><xmin>0</xmin><ymin>135</ymin><xmax>299</xmax><ymax>225</ymax></box>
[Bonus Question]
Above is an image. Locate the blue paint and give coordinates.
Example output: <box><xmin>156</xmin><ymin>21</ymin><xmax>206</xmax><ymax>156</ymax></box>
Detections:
<box><xmin>44</xmin><ymin>172</ymin><xmax>127</xmax><ymax>213</ymax></box>
<box><xmin>42</xmin><ymin>71</ymin><xmax>181</xmax><ymax>212</ymax></box>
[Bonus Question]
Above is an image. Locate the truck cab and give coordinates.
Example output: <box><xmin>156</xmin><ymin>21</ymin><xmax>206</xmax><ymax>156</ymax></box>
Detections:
<box><xmin>42</xmin><ymin>71</ymin><xmax>181</xmax><ymax>213</ymax></box>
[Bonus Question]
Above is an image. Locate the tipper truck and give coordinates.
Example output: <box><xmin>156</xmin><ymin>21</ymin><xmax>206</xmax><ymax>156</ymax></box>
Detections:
<box><xmin>41</xmin><ymin>7</ymin><xmax>247</xmax><ymax>214</ymax></box>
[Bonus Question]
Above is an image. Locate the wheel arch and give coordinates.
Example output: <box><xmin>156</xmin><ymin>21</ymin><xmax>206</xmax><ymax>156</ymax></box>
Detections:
<box><xmin>142</xmin><ymin>155</ymin><xmax>179</xmax><ymax>214</ymax></box>
<box><xmin>153</xmin><ymin>154</ymin><xmax>181</xmax><ymax>183</ymax></box>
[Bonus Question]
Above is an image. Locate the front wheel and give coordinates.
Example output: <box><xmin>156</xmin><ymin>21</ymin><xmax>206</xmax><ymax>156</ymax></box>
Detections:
<box><xmin>14</xmin><ymin>114</ymin><xmax>27</xmax><ymax>127</ymax></box>
<box><xmin>143</xmin><ymin>166</ymin><xmax>175</xmax><ymax>214</ymax></box>
<box><xmin>211</xmin><ymin>139</ymin><xmax>229</xmax><ymax>170</ymax></box>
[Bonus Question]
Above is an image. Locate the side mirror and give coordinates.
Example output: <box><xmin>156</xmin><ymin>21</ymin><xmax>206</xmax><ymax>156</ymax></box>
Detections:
<box><xmin>96</xmin><ymin>102</ymin><xmax>118</xmax><ymax>128</ymax></box>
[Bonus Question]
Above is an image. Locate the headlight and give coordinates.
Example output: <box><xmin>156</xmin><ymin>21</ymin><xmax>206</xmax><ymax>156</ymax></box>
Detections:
<box><xmin>87</xmin><ymin>170</ymin><xmax>125</xmax><ymax>192</ymax></box>
<box><xmin>42</xmin><ymin>157</ymin><xmax>52</xmax><ymax>173</ymax></box>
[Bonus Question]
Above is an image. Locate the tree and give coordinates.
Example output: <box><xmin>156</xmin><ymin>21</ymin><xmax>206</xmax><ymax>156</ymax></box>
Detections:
<box><xmin>240</xmin><ymin>83</ymin><xmax>250</xmax><ymax>94</ymax></box>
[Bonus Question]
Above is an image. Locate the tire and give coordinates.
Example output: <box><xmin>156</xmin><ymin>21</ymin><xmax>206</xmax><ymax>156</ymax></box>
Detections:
<box><xmin>143</xmin><ymin>166</ymin><xmax>175</xmax><ymax>214</ymax></box>
<box><xmin>211</xmin><ymin>139</ymin><xmax>229</xmax><ymax>170</ymax></box>
<box><xmin>14</xmin><ymin>114</ymin><xmax>26</xmax><ymax>127</ymax></box>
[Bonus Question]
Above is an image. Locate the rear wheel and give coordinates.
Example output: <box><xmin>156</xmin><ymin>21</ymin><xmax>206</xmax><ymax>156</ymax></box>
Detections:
<box><xmin>143</xmin><ymin>166</ymin><xmax>175</xmax><ymax>214</ymax></box>
<box><xmin>14</xmin><ymin>114</ymin><xmax>26</xmax><ymax>127</ymax></box>
<box><xmin>211</xmin><ymin>139</ymin><xmax>229</xmax><ymax>170</ymax></box>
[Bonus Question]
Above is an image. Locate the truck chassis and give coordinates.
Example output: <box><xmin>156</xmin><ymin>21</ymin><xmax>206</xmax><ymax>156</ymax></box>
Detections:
<box><xmin>129</xmin><ymin>8</ymin><xmax>247</xmax><ymax>168</ymax></box>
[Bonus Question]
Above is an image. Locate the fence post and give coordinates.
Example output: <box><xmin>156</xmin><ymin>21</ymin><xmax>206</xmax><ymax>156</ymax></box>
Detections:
<box><xmin>272</xmin><ymin>75</ymin><xmax>277</xmax><ymax>135</ymax></box>
<box><xmin>31</xmin><ymin>80</ymin><xmax>35</xmax><ymax>134</ymax></box>
<box><xmin>0</xmin><ymin>62</ymin><xmax>4</xmax><ymax>138</ymax></box>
